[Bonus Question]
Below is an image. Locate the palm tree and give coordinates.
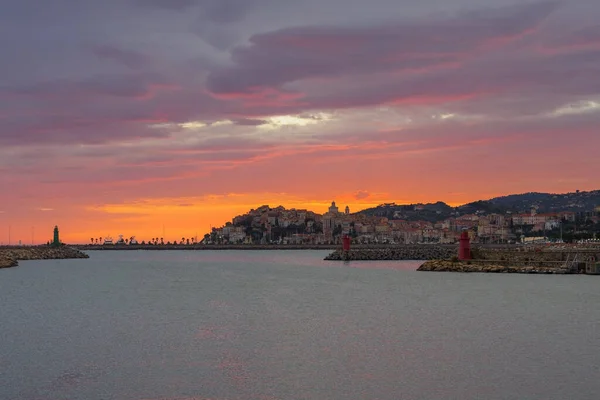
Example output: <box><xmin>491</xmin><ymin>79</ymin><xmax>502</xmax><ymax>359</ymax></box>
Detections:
<box><xmin>160</xmin><ymin>238</ymin><xmax>164</xmax><ymax>245</ymax></box>
<box><xmin>91</xmin><ymin>238</ymin><xmax>94</xmax><ymax>244</ymax></box>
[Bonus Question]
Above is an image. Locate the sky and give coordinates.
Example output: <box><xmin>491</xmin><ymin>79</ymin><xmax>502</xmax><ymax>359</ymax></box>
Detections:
<box><xmin>1</xmin><ymin>0</ymin><xmax>599</xmax><ymax>244</ymax></box>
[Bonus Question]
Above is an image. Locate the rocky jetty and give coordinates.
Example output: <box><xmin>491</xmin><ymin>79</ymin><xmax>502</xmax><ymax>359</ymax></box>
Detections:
<box><xmin>418</xmin><ymin>260</ymin><xmax>571</xmax><ymax>274</ymax></box>
<box><xmin>0</xmin><ymin>246</ymin><xmax>89</xmax><ymax>269</ymax></box>
<box><xmin>0</xmin><ymin>256</ymin><xmax>18</xmax><ymax>269</ymax></box>
<box><xmin>324</xmin><ymin>246</ymin><xmax>457</xmax><ymax>261</ymax></box>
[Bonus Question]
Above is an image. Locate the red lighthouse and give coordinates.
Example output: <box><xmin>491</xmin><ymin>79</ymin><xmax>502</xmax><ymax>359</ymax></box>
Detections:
<box><xmin>459</xmin><ymin>231</ymin><xmax>471</xmax><ymax>260</ymax></box>
<box><xmin>342</xmin><ymin>235</ymin><xmax>351</xmax><ymax>252</ymax></box>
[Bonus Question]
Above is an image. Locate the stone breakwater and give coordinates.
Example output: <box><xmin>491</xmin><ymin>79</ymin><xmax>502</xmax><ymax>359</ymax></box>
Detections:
<box><xmin>418</xmin><ymin>260</ymin><xmax>571</xmax><ymax>274</ymax></box>
<box><xmin>0</xmin><ymin>256</ymin><xmax>18</xmax><ymax>269</ymax></box>
<box><xmin>324</xmin><ymin>246</ymin><xmax>457</xmax><ymax>261</ymax></box>
<box><xmin>0</xmin><ymin>246</ymin><xmax>89</xmax><ymax>269</ymax></box>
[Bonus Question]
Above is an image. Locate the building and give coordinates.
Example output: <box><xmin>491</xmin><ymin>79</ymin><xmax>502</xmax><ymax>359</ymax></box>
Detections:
<box><xmin>328</xmin><ymin>201</ymin><xmax>339</xmax><ymax>214</ymax></box>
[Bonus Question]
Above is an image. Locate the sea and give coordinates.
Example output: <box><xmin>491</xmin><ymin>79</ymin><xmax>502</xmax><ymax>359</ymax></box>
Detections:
<box><xmin>1</xmin><ymin>250</ymin><xmax>599</xmax><ymax>400</ymax></box>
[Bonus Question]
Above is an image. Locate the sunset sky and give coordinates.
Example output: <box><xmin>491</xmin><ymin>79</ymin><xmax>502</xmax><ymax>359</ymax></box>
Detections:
<box><xmin>1</xmin><ymin>0</ymin><xmax>599</xmax><ymax>244</ymax></box>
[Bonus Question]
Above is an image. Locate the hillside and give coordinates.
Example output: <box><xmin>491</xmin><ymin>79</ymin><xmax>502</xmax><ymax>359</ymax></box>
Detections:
<box><xmin>487</xmin><ymin>190</ymin><xmax>600</xmax><ymax>213</ymax></box>
<box><xmin>357</xmin><ymin>190</ymin><xmax>600</xmax><ymax>220</ymax></box>
<box><xmin>215</xmin><ymin>190</ymin><xmax>600</xmax><ymax>234</ymax></box>
<box><xmin>358</xmin><ymin>201</ymin><xmax>455</xmax><ymax>222</ymax></box>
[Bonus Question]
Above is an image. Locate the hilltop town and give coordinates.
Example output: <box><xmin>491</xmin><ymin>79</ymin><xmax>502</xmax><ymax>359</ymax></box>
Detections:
<box><xmin>205</xmin><ymin>190</ymin><xmax>600</xmax><ymax>245</ymax></box>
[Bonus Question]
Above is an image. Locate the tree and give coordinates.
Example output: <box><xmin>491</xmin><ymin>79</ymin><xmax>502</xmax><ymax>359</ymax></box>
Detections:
<box><xmin>90</xmin><ymin>238</ymin><xmax>94</xmax><ymax>244</ymax></box>
<box><xmin>332</xmin><ymin>224</ymin><xmax>342</xmax><ymax>237</ymax></box>
<box><xmin>186</xmin><ymin>238</ymin><xmax>190</xmax><ymax>245</ymax></box>
<box><xmin>160</xmin><ymin>238</ymin><xmax>164</xmax><ymax>245</ymax></box>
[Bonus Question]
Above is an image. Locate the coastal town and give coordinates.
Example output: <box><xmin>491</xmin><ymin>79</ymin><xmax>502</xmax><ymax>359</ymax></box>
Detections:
<box><xmin>3</xmin><ymin>191</ymin><xmax>600</xmax><ymax>248</ymax></box>
<box><xmin>204</xmin><ymin>196</ymin><xmax>600</xmax><ymax>246</ymax></box>
<box><xmin>2</xmin><ymin>192</ymin><xmax>600</xmax><ymax>274</ymax></box>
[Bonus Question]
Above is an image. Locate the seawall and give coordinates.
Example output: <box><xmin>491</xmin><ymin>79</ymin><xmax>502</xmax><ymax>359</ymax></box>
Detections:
<box><xmin>76</xmin><ymin>243</ymin><xmax>446</xmax><ymax>251</ymax></box>
<box><xmin>473</xmin><ymin>247</ymin><xmax>600</xmax><ymax>264</ymax></box>
<box><xmin>324</xmin><ymin>244</ymin><xmax>600</xmax><ymax>274</ymax></box>
<box><xmin>418</xmin><ymin>260</ymin><xmax>571</xmax><ymax>274</ymax></box>
<box><xmin>0</xmin><ymin>246</ymin><xmax>89</xmax><ymax>269</ymax></box>
<box><xmin>324</xmin><ymin>245</ymin><xmax>457</xmax><ymax>261</ymax></box>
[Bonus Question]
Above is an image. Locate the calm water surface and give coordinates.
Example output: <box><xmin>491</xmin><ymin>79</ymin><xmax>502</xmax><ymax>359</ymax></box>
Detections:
<box><xmin>1</xmin><ymin>250</ymin><xmax>599</xmax><ymax>400</ymax></box>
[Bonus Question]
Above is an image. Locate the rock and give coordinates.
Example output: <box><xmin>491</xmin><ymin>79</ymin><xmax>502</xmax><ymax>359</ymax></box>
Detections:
<box><xmin>0</xmin><ymin>246</ymin><xmax>89</xmax><ymax>269</ymax></box>
<box><xmin>417</xmin><ymin>259</ymin><xmax>571</xmax><ymax>274</ymax></box>
<box><xmin>0</xmin><ymin>257</ymin><xmax>18</xmax><ymax>268</ymax></box>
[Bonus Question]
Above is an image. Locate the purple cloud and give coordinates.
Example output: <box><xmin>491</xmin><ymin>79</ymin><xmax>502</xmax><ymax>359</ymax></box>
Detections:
<box><xmin>91</xmin><ymin>45</ymin><xmax>150</xmax><ymax>70</ymax></box>
<box><xmin>0</xmin><ymin>0</ymin><xmax>598</xmax><ymax>155</ymax></box>
<box><xmin>232</xmin><ymin>118</ymin><xmax>268</xmax><ymax>126</ymax></box>
<box><xmin>206</xmin><ymin>2</ymin><xmax>558</xmax><ymax>96</ymax></box>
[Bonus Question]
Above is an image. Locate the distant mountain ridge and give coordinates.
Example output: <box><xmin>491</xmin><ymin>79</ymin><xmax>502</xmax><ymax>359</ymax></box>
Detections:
<box><xmin>357</xmin><ymin>190</ymin><xmax>600</xmax><ymax>221</ymax></box>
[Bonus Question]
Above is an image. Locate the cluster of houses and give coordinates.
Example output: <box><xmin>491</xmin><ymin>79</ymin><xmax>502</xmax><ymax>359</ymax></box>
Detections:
<box><xmin>206</xmin><ymin>202</ymin><xmax>595</xmax><ymax>245</ymax></box>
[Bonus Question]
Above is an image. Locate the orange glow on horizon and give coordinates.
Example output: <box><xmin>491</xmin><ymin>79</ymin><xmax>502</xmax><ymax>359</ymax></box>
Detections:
<box><xmin>0</xmin><ymin>191</ymin><xmax>473</xmax><ymax>245</ymax></box>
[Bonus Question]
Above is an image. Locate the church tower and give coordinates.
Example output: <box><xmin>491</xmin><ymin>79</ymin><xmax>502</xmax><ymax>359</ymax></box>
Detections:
<box><xmin>328</xmin><ymin>201</ymin><xmax>339</xmax><ymax>214</ymax></box>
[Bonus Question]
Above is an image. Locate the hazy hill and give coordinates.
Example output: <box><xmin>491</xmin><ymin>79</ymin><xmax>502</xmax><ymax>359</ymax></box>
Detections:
<box><xmin>357</xmin><ymin>190</ymin><xmax>600</xmax><ymax>220</ymax></box>
<box><xmin>486</xmin><ymin>190</ymin><xmax>600</xmax><ymax>213</ymax></box>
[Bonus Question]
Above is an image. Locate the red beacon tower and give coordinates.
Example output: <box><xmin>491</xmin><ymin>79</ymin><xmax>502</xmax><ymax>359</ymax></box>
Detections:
<box><xmin>342</xmin><ymin>235</ymin><xmax>351</xmax><ymax>252</ymax></box>
<box><xmin>459</xmin><ymin>231</ymin><xmax>471</xmax><ymax>260</ymax></box>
